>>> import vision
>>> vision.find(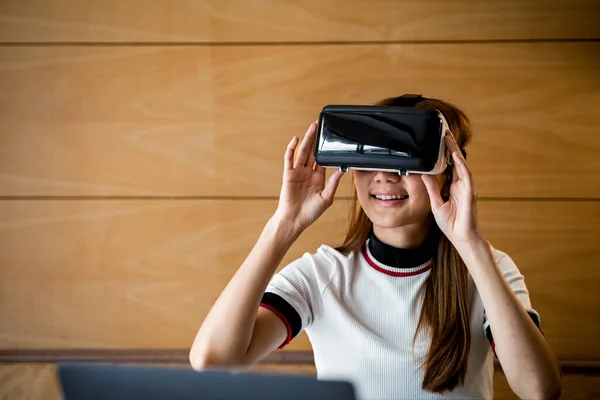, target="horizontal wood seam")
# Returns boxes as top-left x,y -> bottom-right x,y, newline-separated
0,349 -> 598,374
1,196 -> 599,202
0,39 -> 598,47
